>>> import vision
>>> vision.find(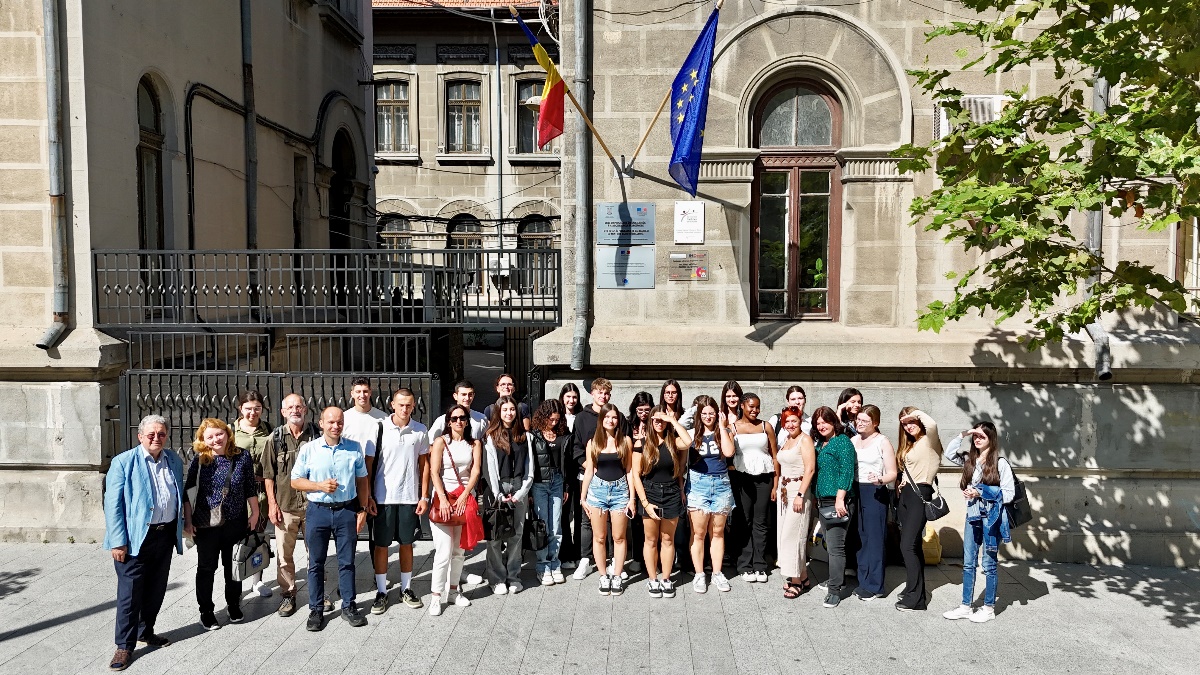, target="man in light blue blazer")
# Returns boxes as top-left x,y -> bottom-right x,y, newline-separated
103,414 -> 185,671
